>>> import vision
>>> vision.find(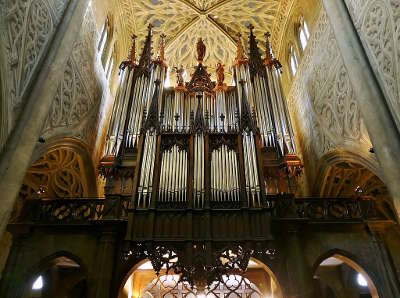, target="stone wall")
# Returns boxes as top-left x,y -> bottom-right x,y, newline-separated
0,0 -> 117,167
0,0 -> 70,151
345,0 -> 400,130
285,7 -> 378,194
0,0 -> 118,278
